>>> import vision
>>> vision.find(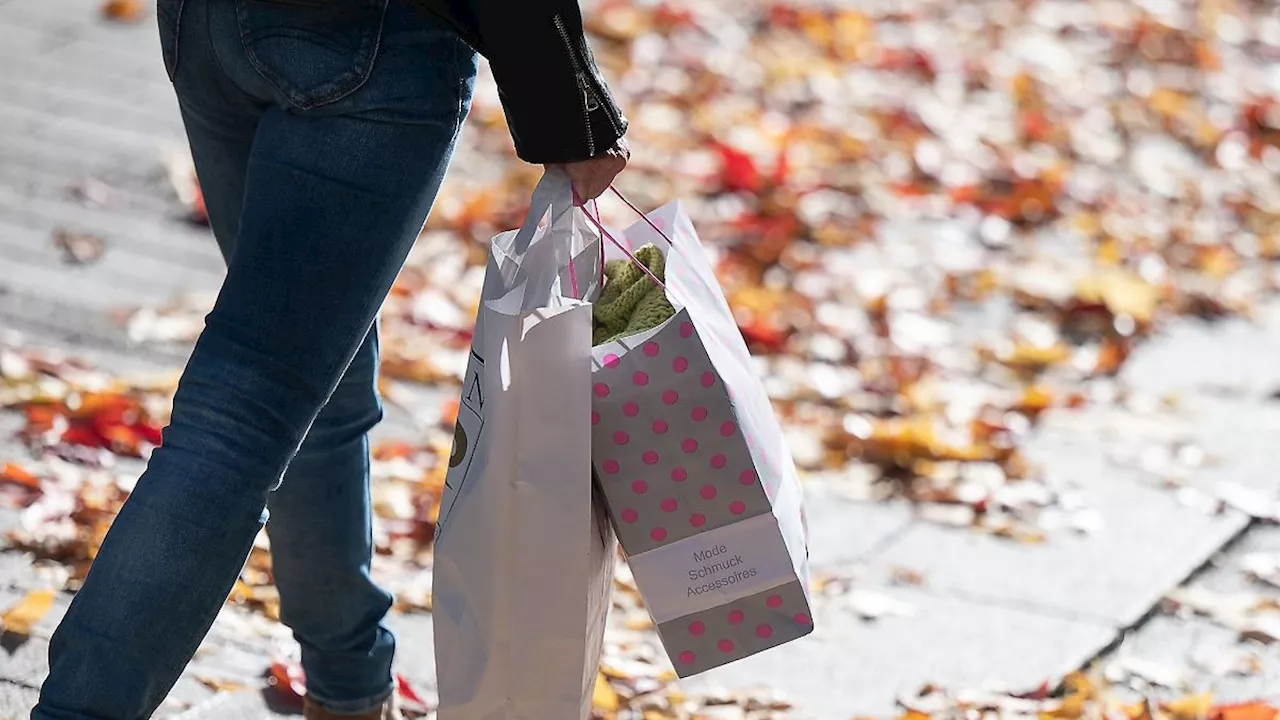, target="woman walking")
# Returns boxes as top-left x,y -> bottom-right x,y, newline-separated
32,1 -> 628,718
